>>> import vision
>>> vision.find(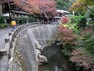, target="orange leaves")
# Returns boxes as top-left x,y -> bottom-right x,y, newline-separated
58,25 -> 73,34
69,2 -> 78,11
69,28 -> 94,71
39,0 -> 56,15
57,25 -> 77,44
69,0 -> 94,12
27,0 -> 40,13
69,0 -> 85,11
12,0 -> 56,15
70,48 -> 94,70
13,0 -> 40,14
60,16 -> 69,24
80,28 -> 93,36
